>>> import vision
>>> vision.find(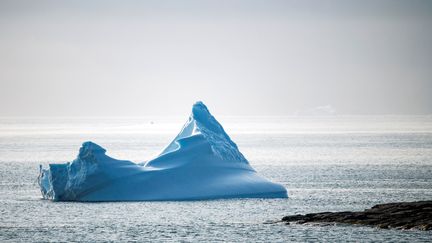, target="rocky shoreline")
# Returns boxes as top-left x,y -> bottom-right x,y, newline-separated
282,201 -> 432,230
